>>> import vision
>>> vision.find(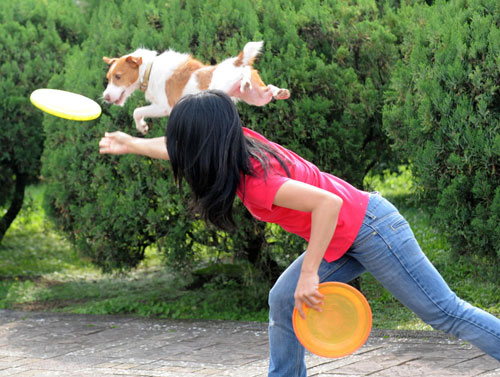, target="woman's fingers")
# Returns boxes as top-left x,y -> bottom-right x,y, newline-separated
294,271 -> 324,319
99,132 -> 127,155
295,290 -> 325,319
98,137 -> 110,154
297,302 -> 307,320
303,290 -> 325,310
